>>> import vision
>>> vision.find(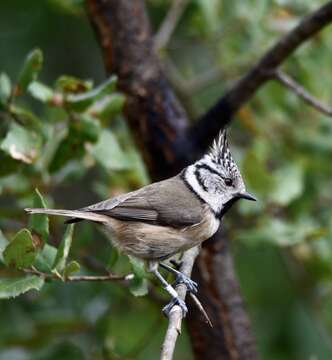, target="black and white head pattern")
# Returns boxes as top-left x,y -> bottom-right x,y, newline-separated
184,129 -> 246,216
